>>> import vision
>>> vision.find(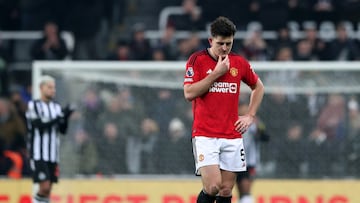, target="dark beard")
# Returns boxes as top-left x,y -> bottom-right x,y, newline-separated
44,95 -> 54,102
